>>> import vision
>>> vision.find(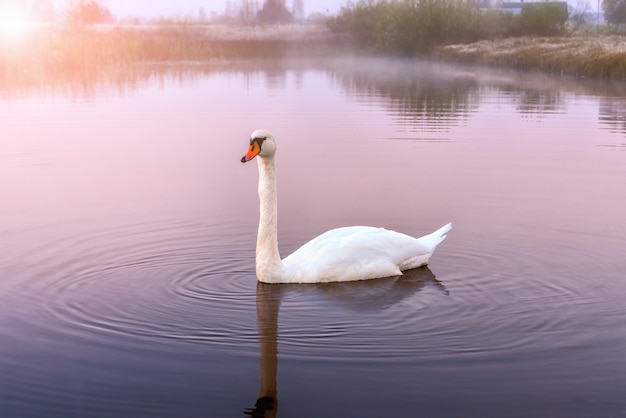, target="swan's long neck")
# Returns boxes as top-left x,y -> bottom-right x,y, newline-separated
256,156 -> 284,283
